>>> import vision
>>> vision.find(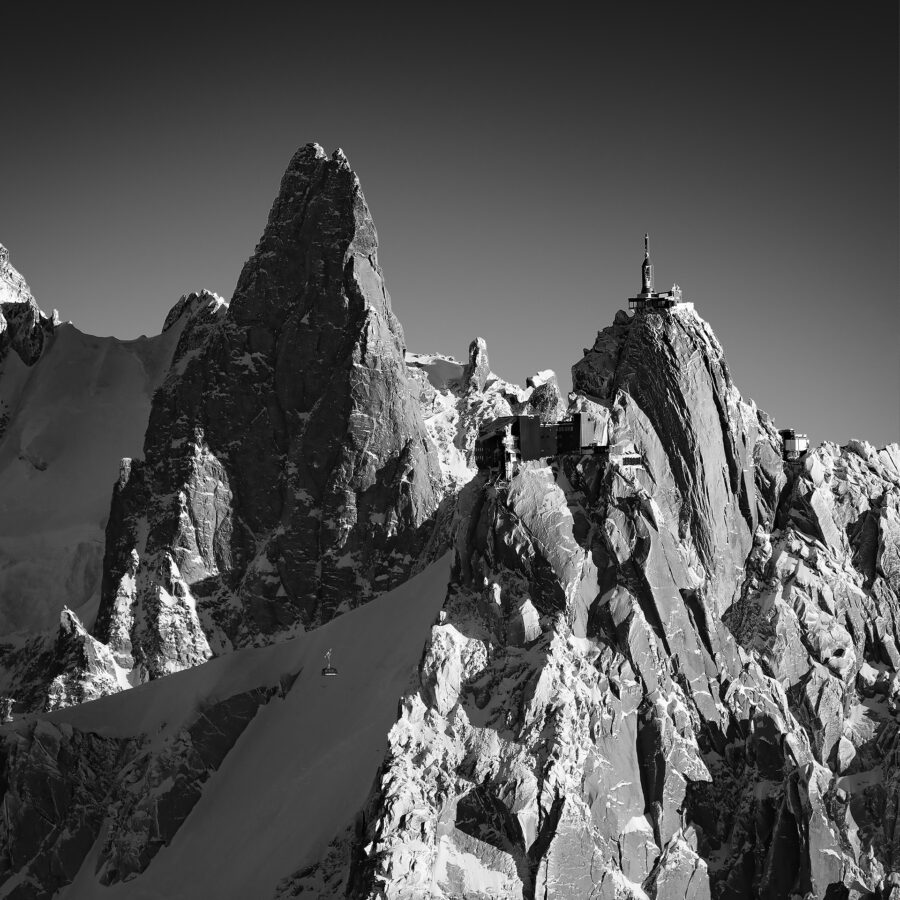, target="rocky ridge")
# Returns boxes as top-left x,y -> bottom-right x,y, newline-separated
0,149 -> 559,716
92,144 -> 449,690
0,672 -> 278,898
406,340 -> 567,493
0,287 -> 227,709
0,247 -> 55,367
319,305 -> 900,899
0,151 -> 897,899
